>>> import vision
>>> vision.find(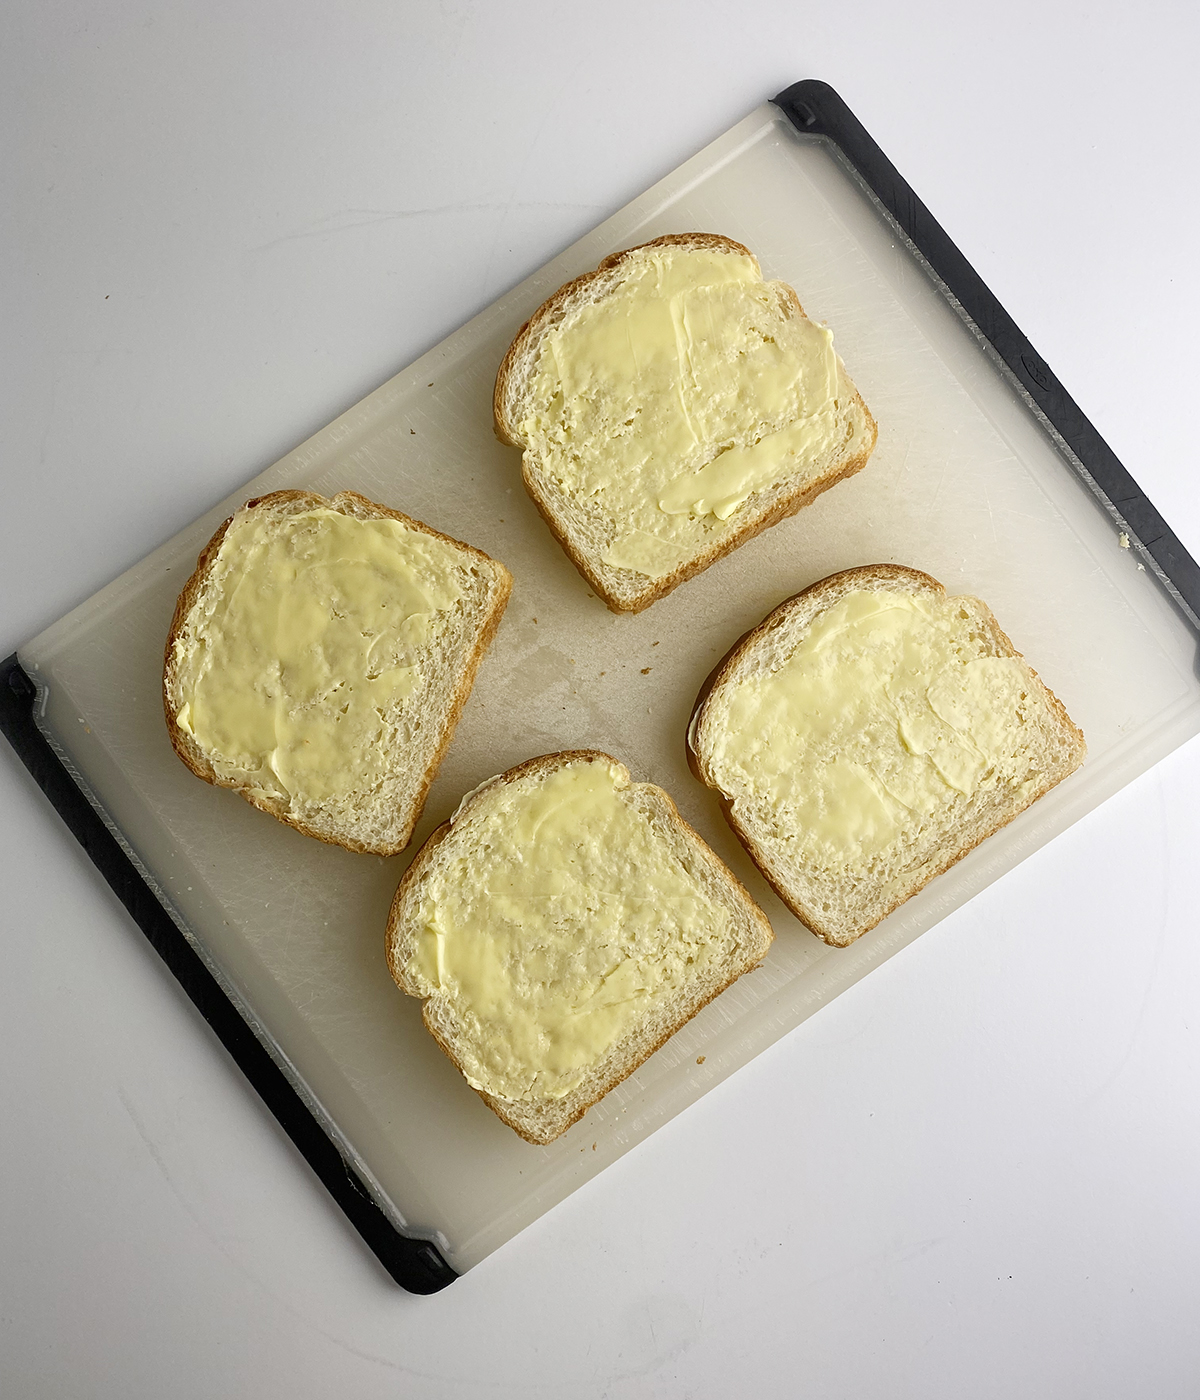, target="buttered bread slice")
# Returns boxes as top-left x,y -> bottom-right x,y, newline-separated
164,489 -> 511,855
494,233 -> 877,612
688,566 -> 1086,947
386,752 -> 774,1144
